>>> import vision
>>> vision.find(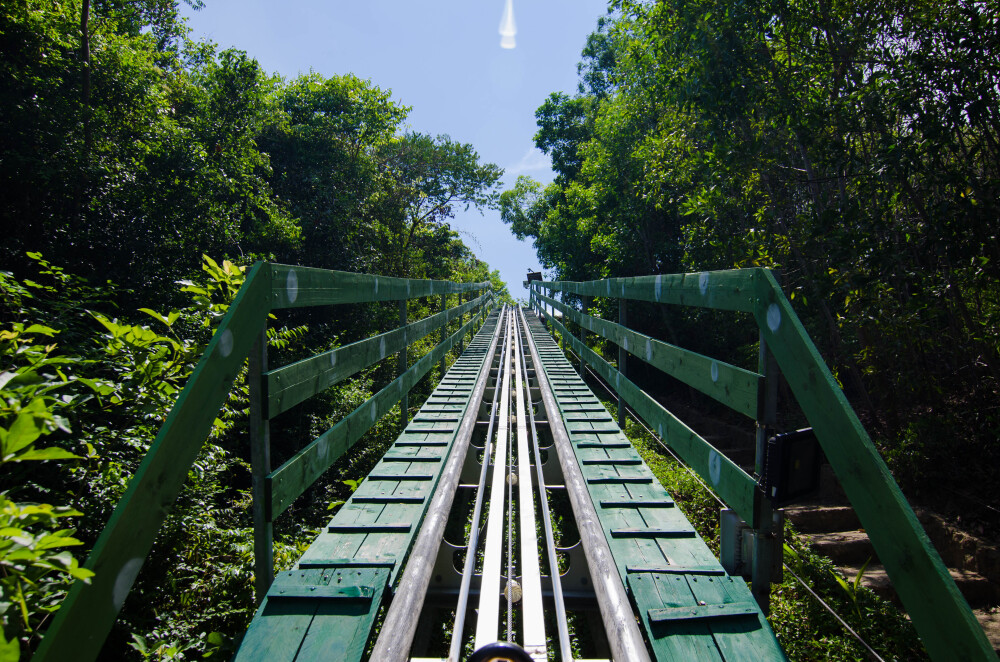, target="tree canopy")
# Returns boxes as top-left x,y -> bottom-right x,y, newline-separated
0,2 -> 508,659
503,0 -> 1000,511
